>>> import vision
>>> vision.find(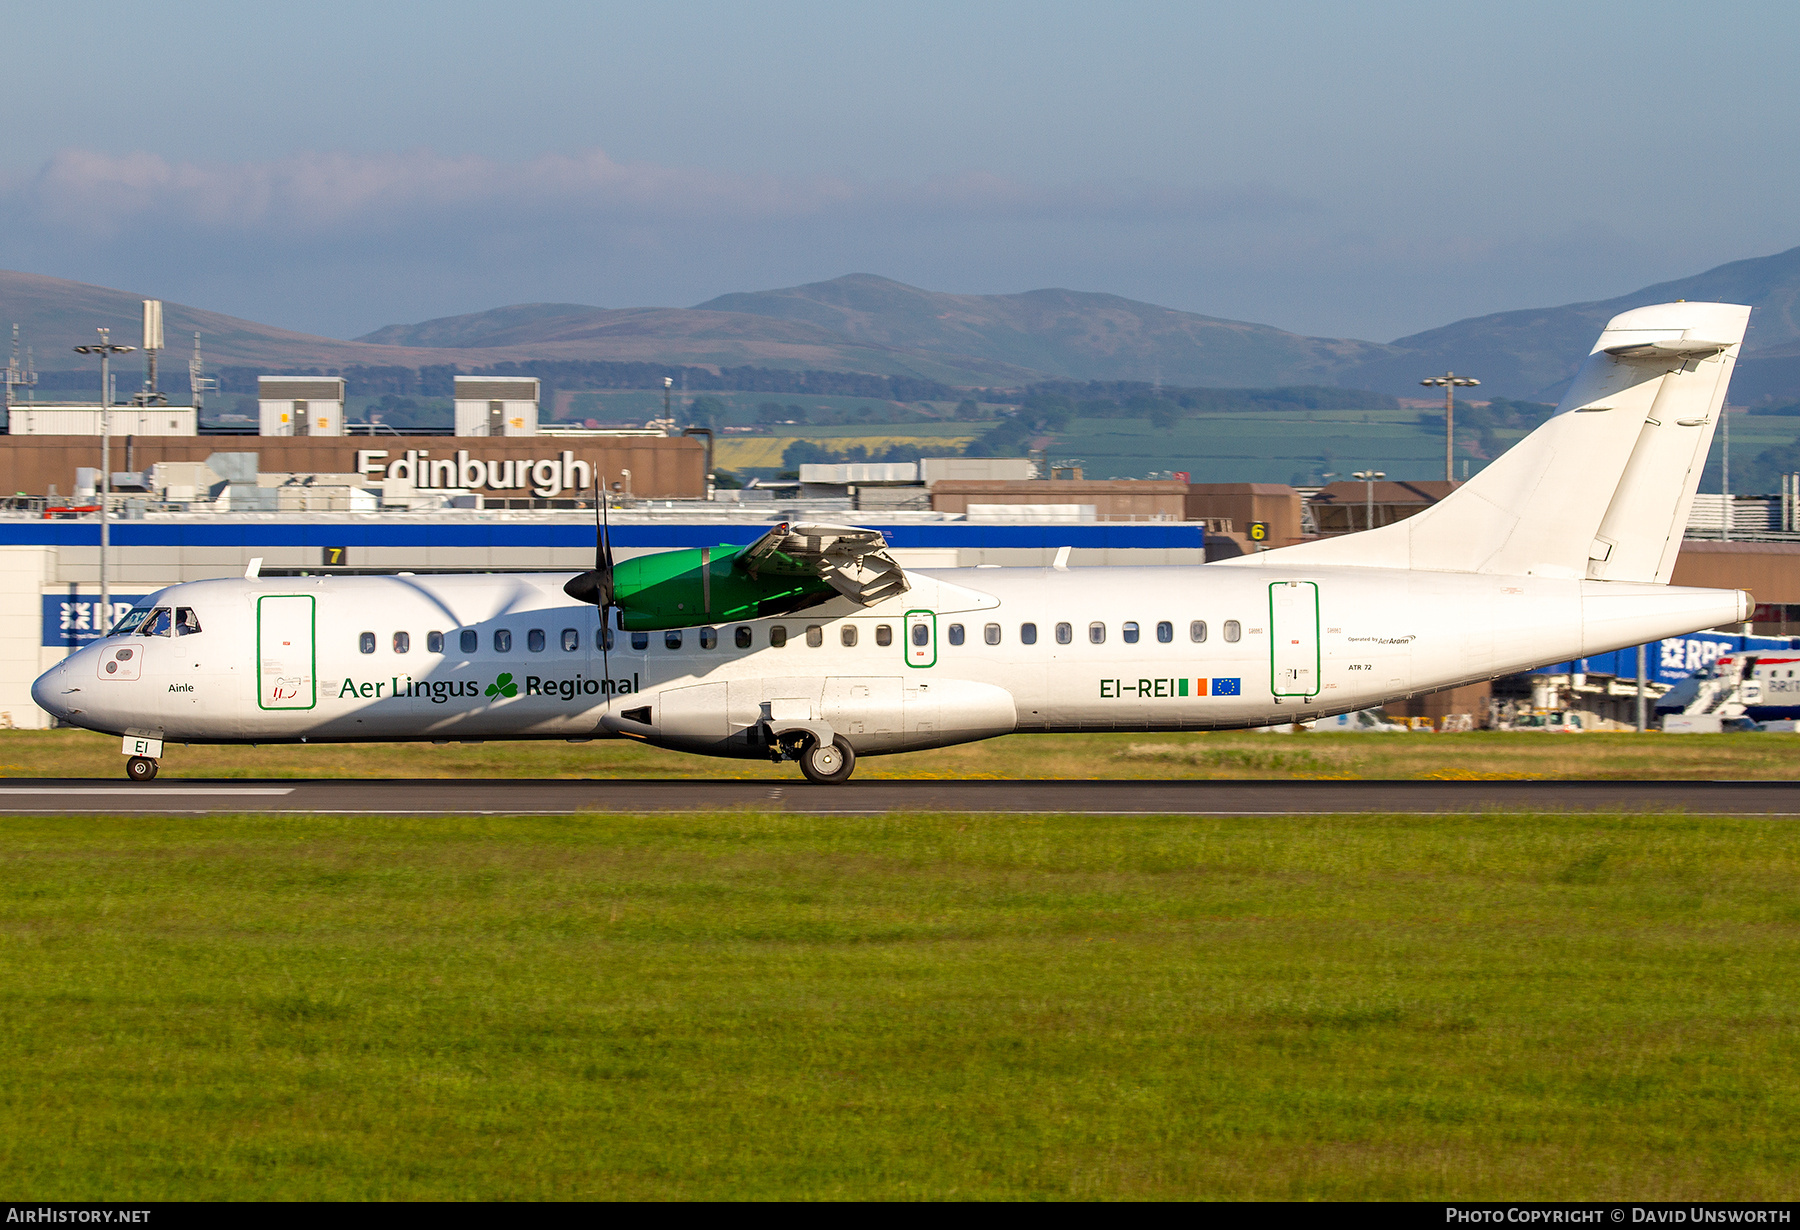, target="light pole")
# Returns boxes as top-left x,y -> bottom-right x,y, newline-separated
1420,372 -> 1479,483
74,330 -> 135,633
1352,470 -> 1384,532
